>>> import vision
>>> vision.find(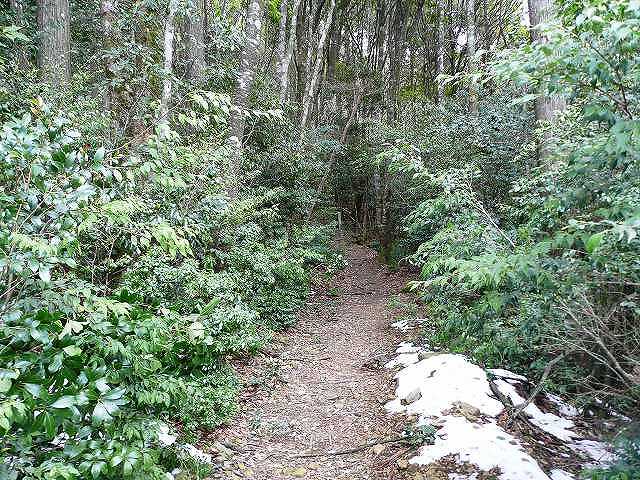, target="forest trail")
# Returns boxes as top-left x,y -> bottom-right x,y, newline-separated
207,244 -> 416,480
